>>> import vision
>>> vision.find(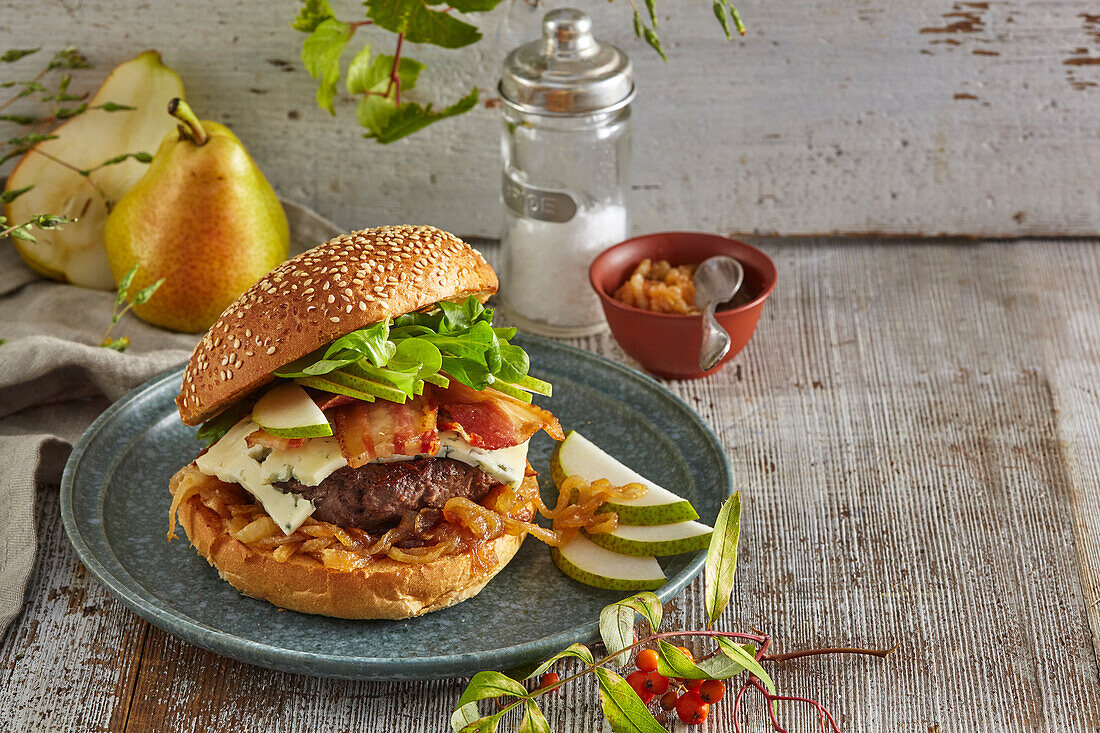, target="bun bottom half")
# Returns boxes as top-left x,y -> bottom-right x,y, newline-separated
170,465 -> 531,620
